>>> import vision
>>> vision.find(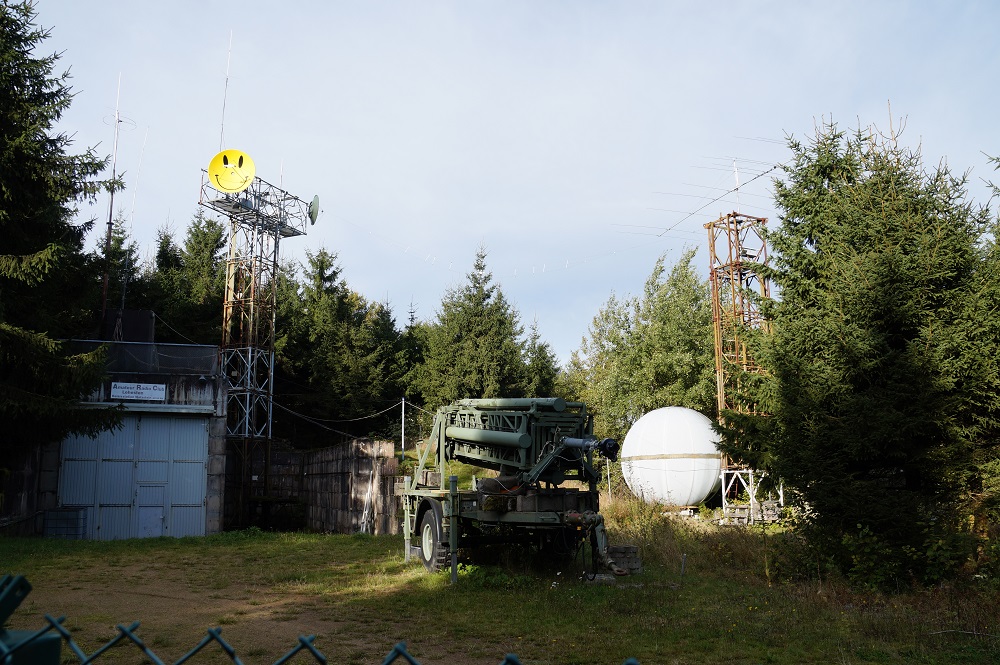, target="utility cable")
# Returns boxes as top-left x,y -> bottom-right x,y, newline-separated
152,313 -> 202,345
289,400 -> 403,424
271,400 -> 359,438
407,402 -> 439,416
656,163 -> 783,237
